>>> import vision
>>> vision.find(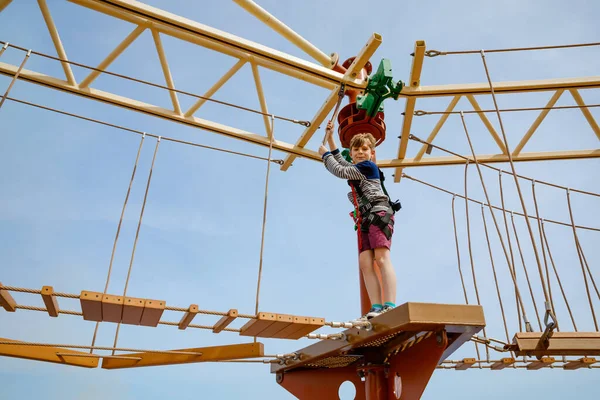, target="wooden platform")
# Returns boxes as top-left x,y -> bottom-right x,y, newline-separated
512,332 -> 600,357
271,302 -> 485,374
